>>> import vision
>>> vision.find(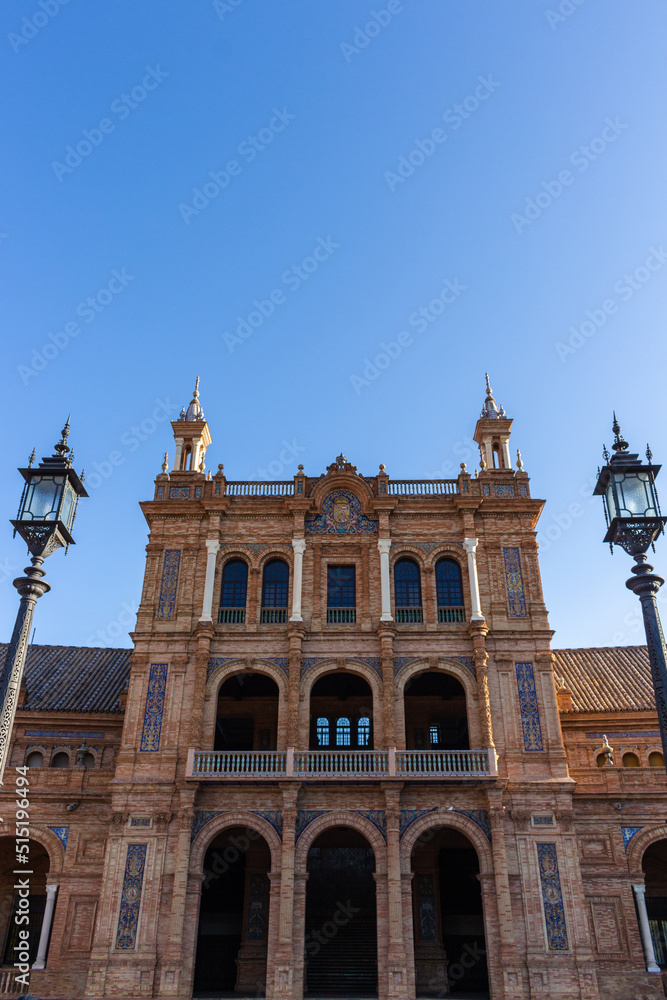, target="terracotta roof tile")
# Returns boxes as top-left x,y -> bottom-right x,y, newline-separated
553,646 -> 654,714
